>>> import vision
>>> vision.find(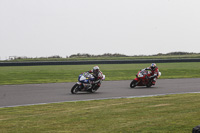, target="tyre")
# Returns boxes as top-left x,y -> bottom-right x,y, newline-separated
88,86 -> 98,93
192,125 -> 200,133
130,80 -> 137,88
71,84 -> 79,94
88,88 -> 96,93
146,84 -> 152,88
146,82 -> 152,88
